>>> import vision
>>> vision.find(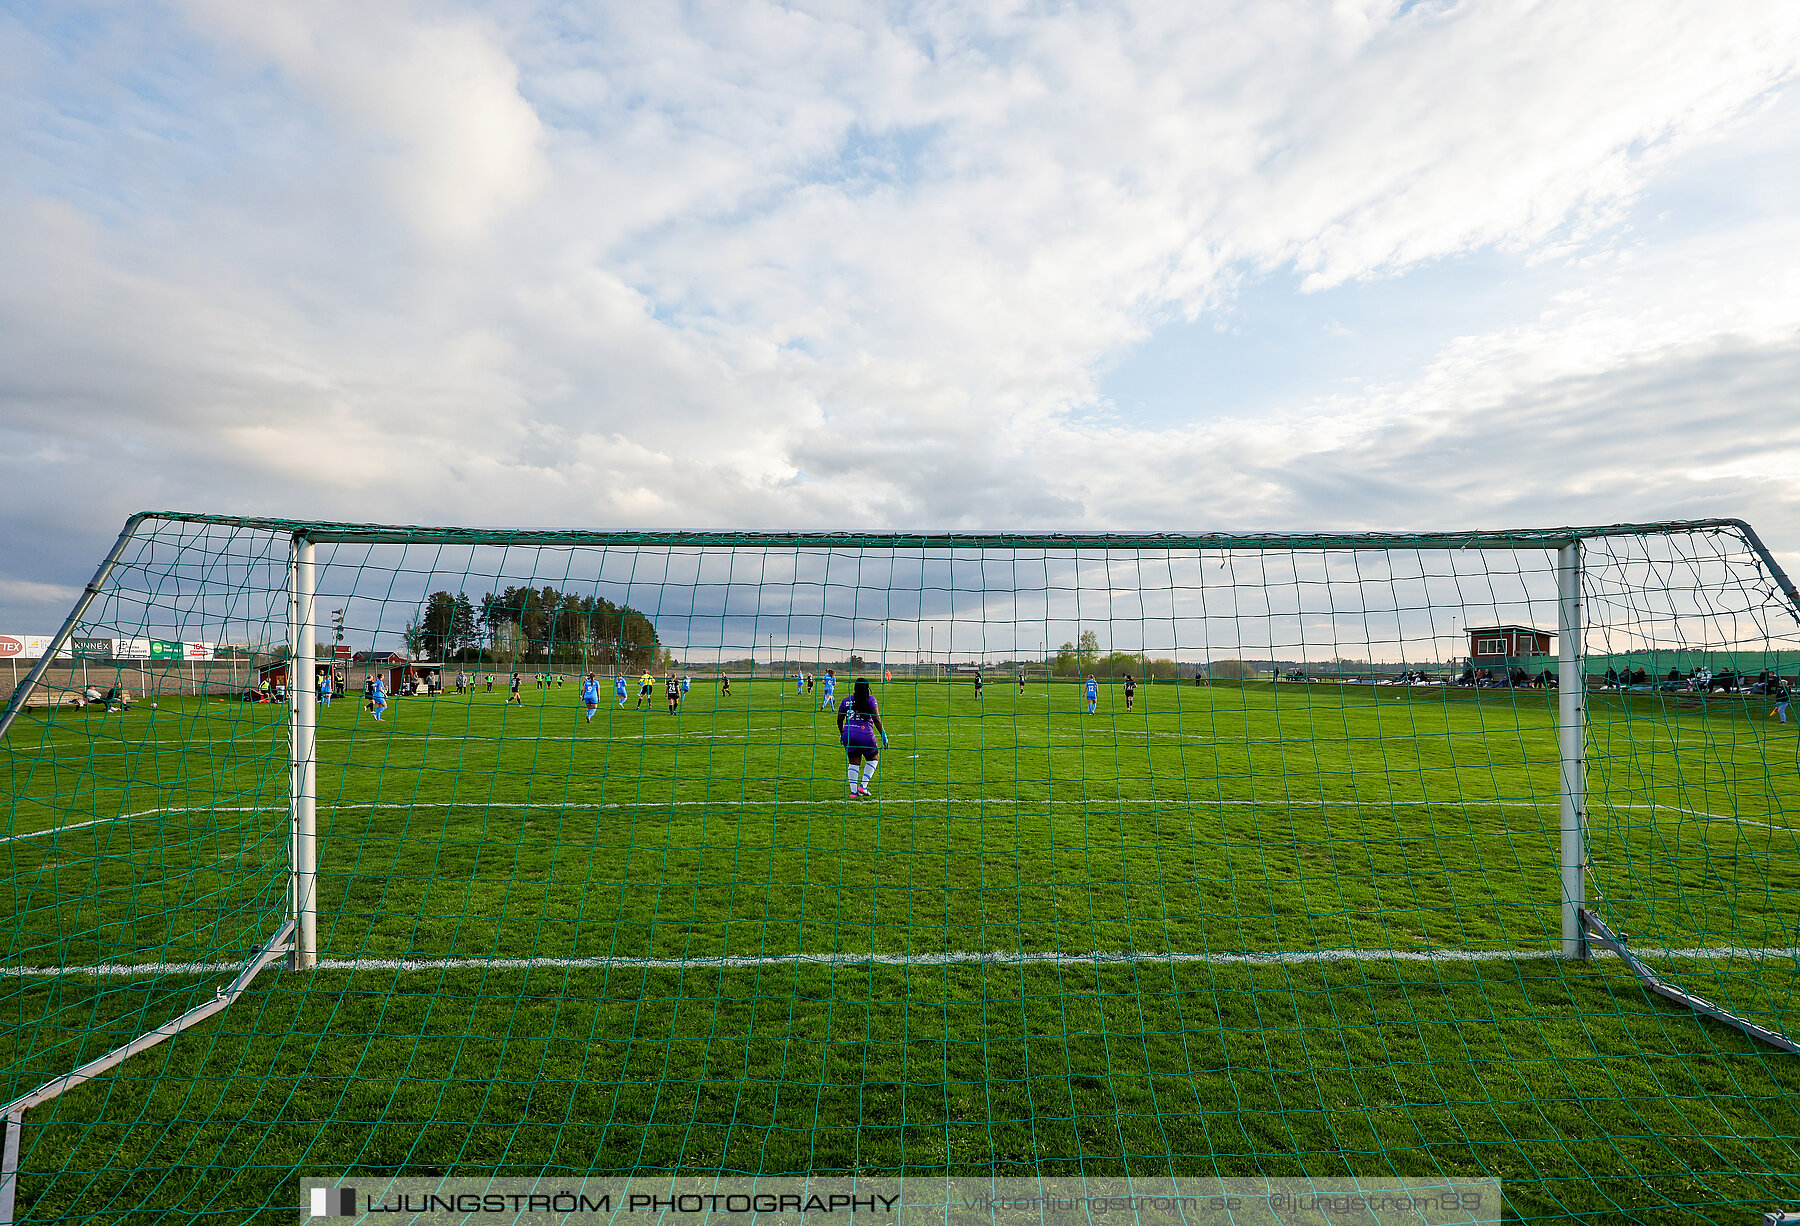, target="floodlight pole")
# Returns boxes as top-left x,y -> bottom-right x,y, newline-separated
289,535 -> 318,970
1557,540 -> 1587,960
